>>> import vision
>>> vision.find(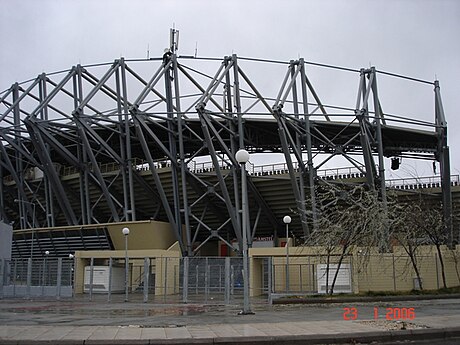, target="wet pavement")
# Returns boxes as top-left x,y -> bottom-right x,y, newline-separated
0,294 -> 459,344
